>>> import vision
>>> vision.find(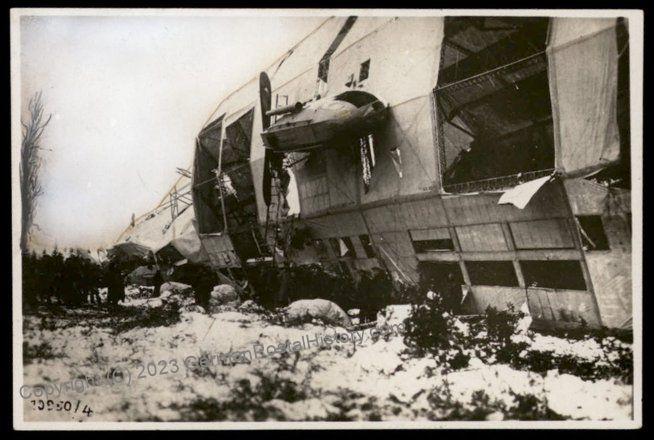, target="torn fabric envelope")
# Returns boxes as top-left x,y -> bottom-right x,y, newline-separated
498,175 -> 553,209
